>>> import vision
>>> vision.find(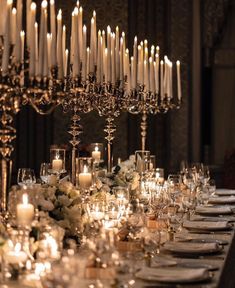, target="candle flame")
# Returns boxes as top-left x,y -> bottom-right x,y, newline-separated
50,0 -> 54,5
57,9 -> 62,20
7,0 -> 13,5
95,146 -> 99,152
93,10 -> 96,17
83,165 -> 88,173
74,7 -> 78,15
41,0 -> 47,9
176,60 -> 180,65
31,2 -> 36,10
12,7 -> 16,14
22,193 -> 28,205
